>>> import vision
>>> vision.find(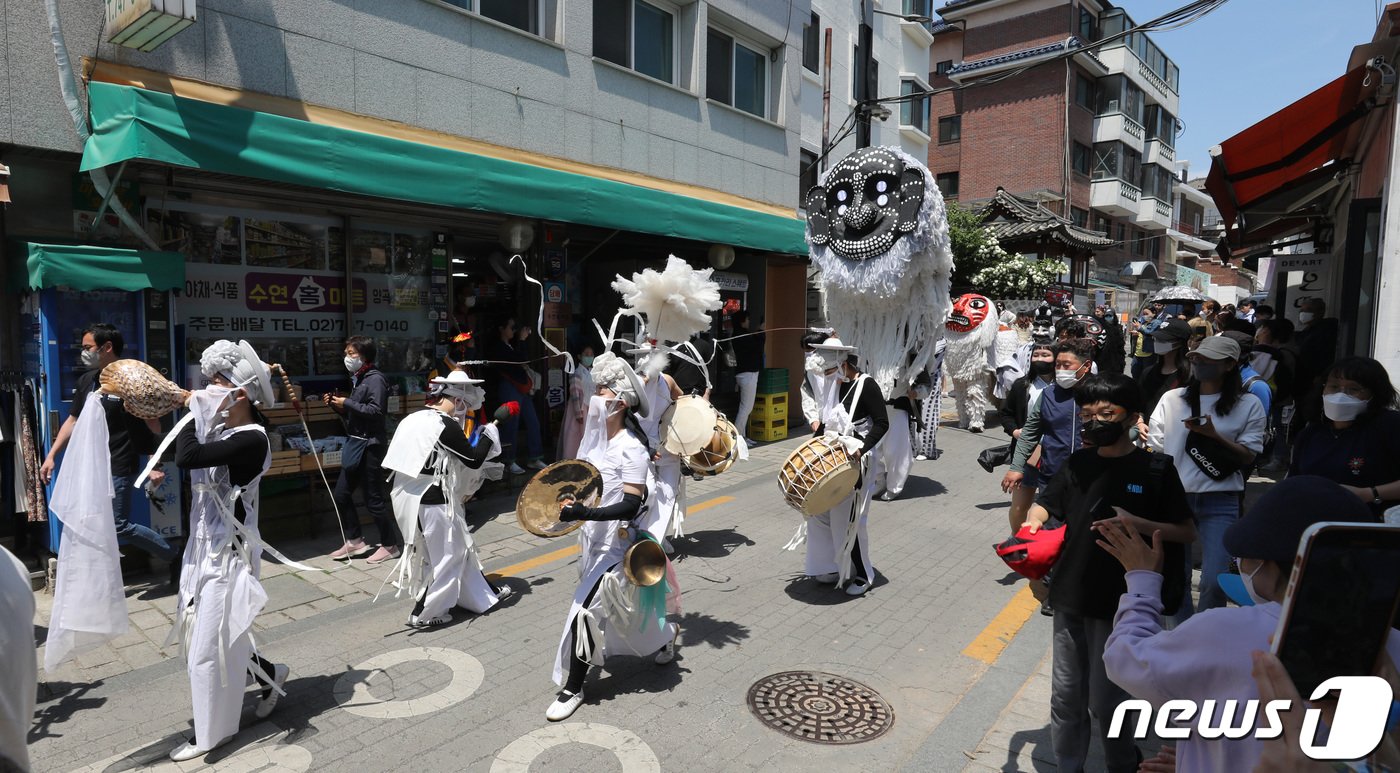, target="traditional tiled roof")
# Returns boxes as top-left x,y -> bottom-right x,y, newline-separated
980,188 -> 1114,251
927,20 -> 961,35
947,36 -> 1101,76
